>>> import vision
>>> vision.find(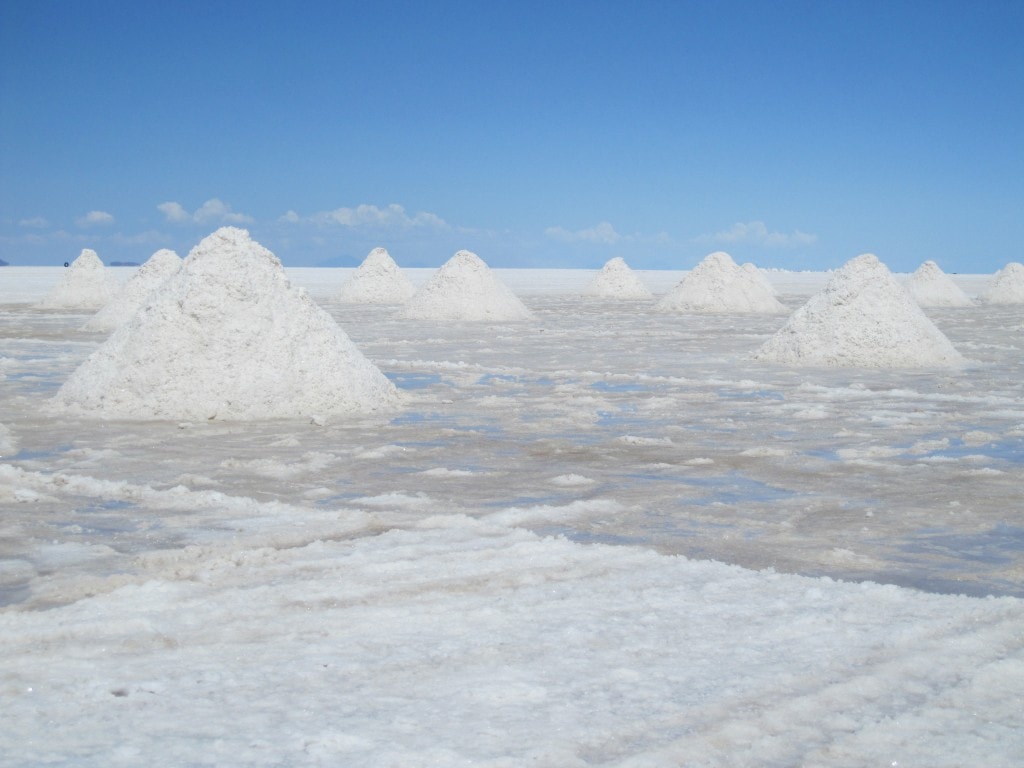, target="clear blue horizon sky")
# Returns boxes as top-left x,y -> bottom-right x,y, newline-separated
2,1 -> 1022,272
